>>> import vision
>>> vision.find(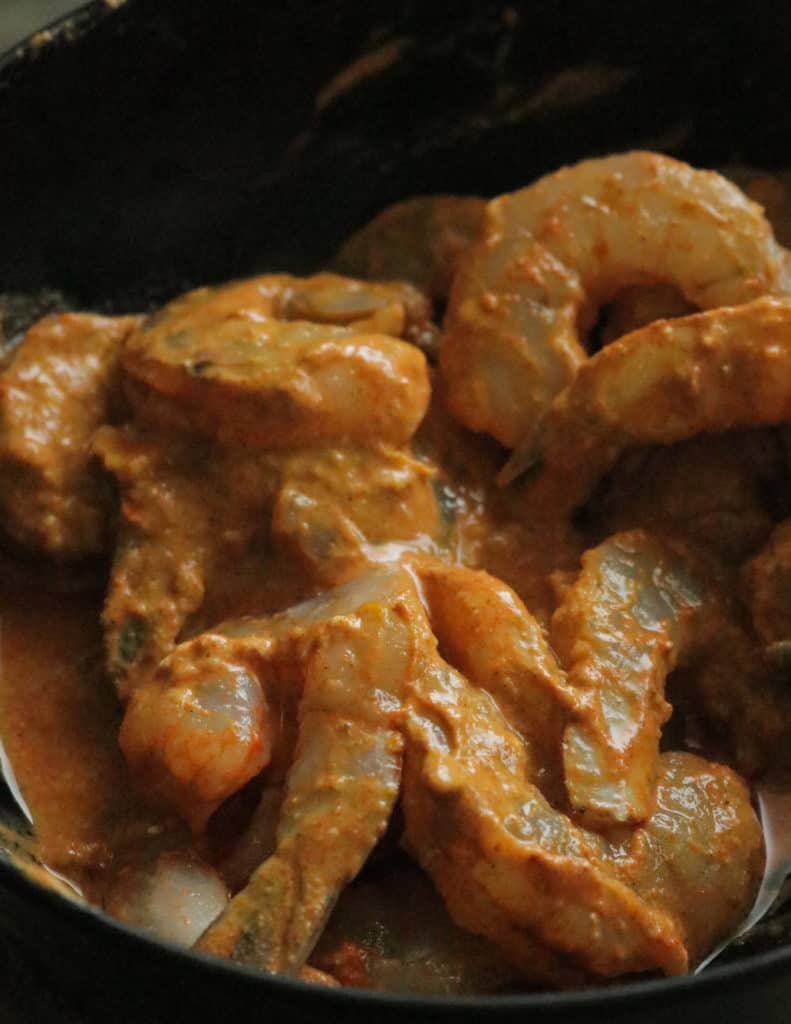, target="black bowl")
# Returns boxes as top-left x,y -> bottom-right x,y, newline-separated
1,2 -> 791,1021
